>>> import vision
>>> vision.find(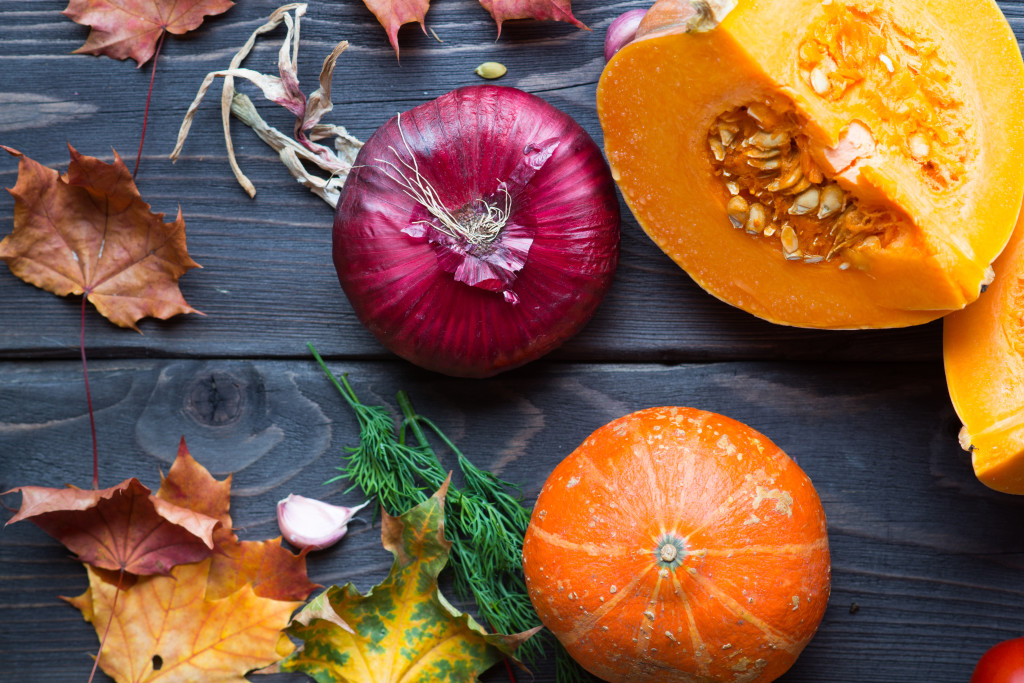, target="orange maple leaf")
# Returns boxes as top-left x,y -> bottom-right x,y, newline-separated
0,145 -> 201,331
62,440 -> 317,682
63,0 -> 235,66
68,560 -> 300,683
156,439 -> 320,601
